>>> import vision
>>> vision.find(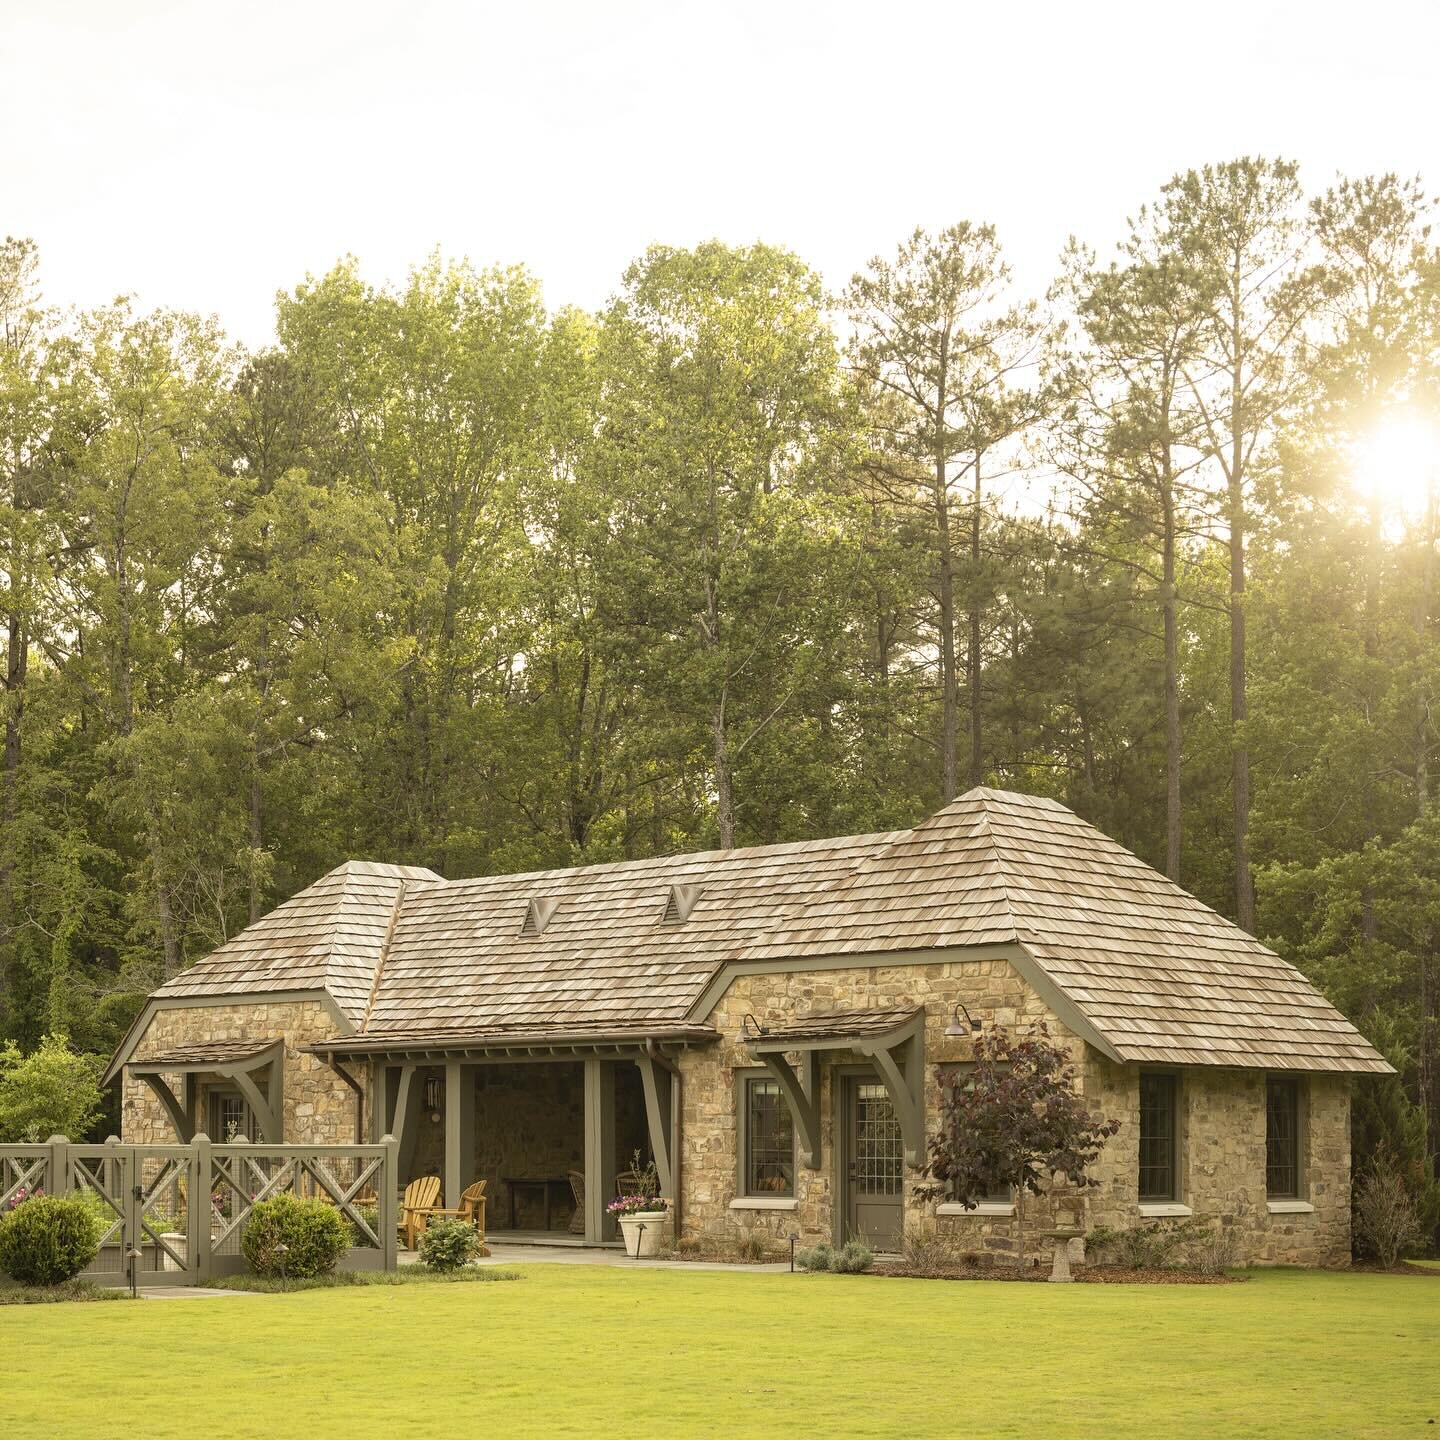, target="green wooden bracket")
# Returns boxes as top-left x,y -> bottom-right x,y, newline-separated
139,1073 -> 195,1143
635,1055 -> 675,1197
859,1014 -> 926,1167
232,1068 -> 281,1144
759,1050 -> 822,1169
